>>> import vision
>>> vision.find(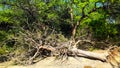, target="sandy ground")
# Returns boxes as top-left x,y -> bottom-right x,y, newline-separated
0,57 -> 112,68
